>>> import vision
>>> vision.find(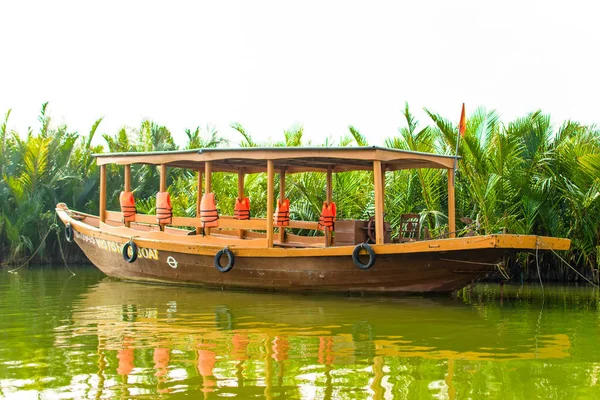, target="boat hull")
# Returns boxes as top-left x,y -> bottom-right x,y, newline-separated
73,232 -> 502,293
58,207 -> 571,294
70,226 -> 510,294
